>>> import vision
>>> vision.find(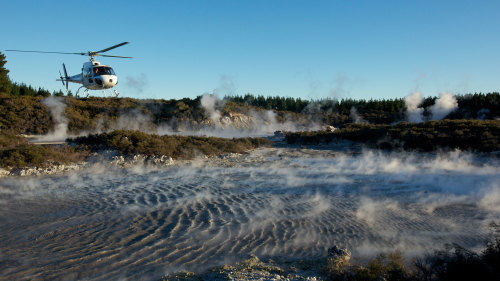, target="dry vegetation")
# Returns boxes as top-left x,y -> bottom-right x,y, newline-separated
70,130 -> 271,160
159,236 -> 500,281
1,92 -> 499,168
0,131 -> 87,169
0,129 -> 270,169
285,120 -> 500,152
